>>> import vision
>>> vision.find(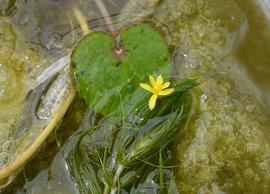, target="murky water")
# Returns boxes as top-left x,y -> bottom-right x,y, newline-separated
0,0 -> 270,193
235,0 -> 270,106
